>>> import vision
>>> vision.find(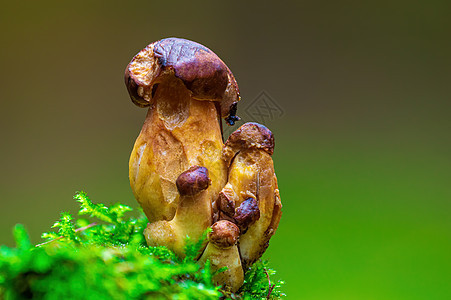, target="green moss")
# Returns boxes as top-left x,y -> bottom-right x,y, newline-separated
0,192 -> 284,299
